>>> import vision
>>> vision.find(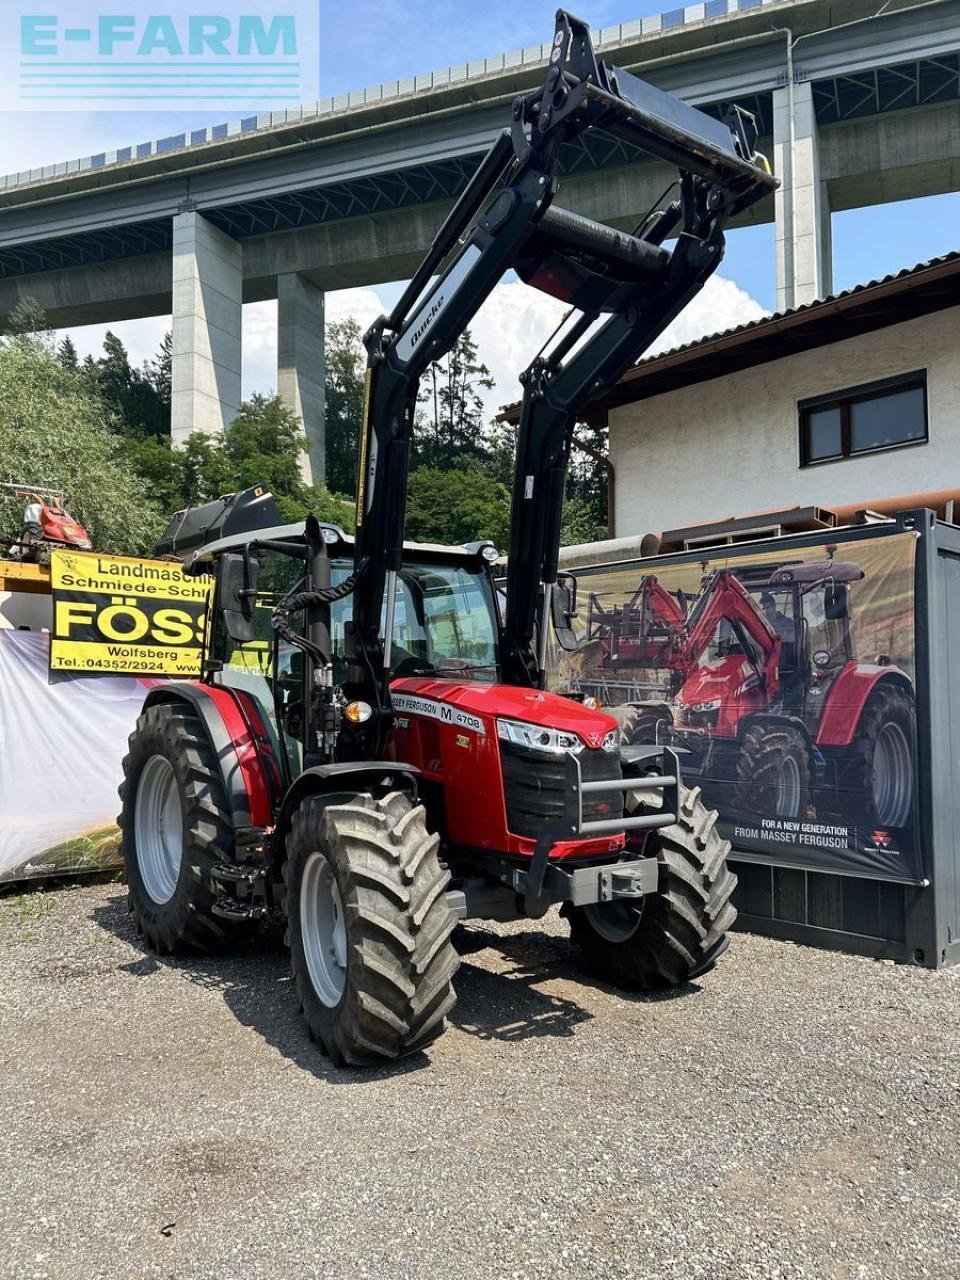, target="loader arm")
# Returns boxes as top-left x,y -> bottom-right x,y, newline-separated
345,9 -> 777,749
681,569 -> 782,701
501,163 -> 769,687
